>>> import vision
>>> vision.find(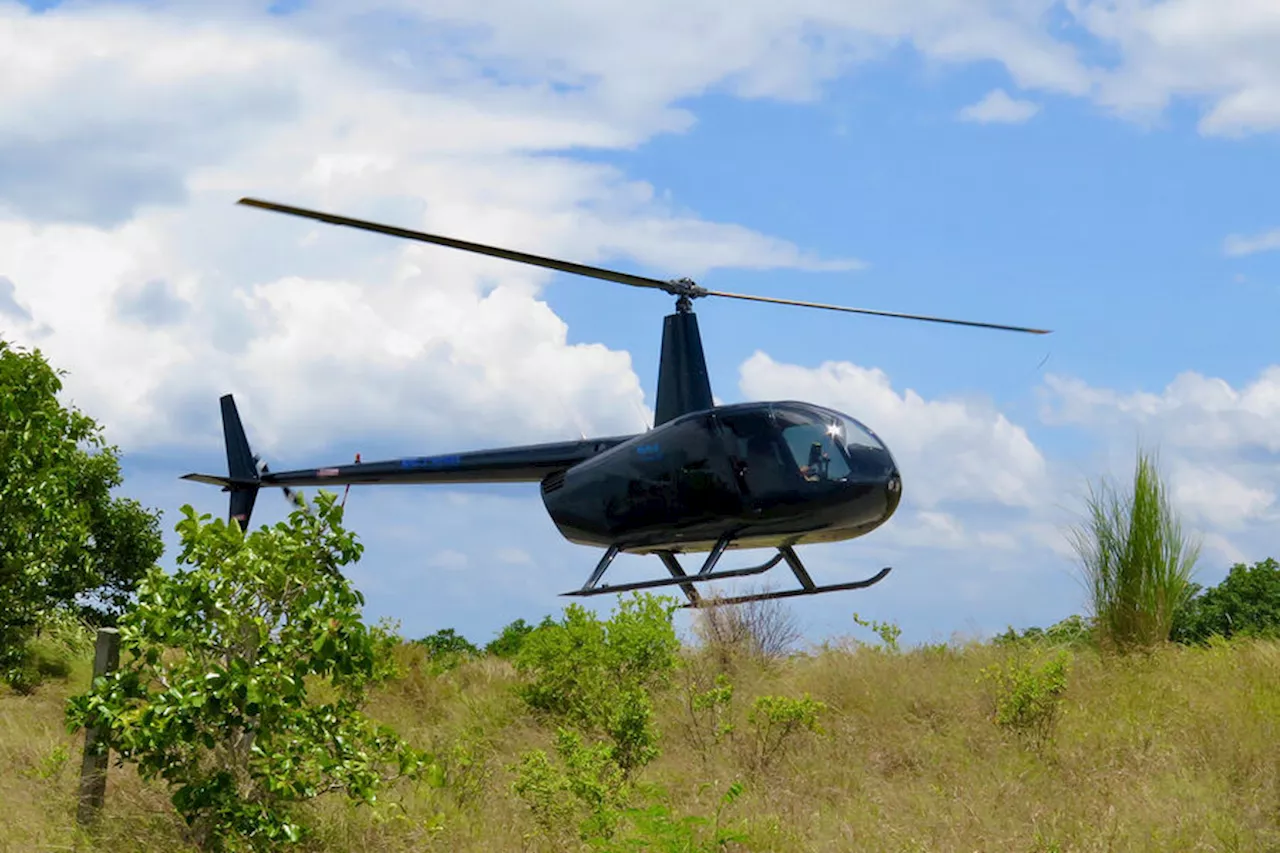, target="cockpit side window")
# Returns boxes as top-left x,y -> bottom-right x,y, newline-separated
774,410 -> 853,483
